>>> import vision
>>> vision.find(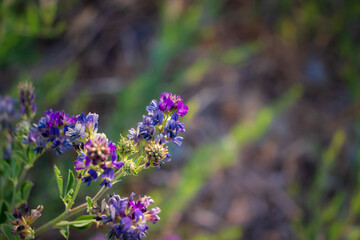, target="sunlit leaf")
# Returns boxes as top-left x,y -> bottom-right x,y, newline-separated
54,165 -> 63,197
56,215 -> 96,230
60,226 -> 69,239
64,170 -> 75,198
